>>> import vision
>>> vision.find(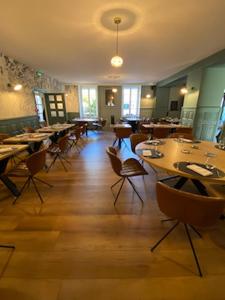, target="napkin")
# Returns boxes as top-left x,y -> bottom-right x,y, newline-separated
186,164 -> 213,176
142,150 -> 152,157
0,147 -> 13,153
181,138 -> 192,143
